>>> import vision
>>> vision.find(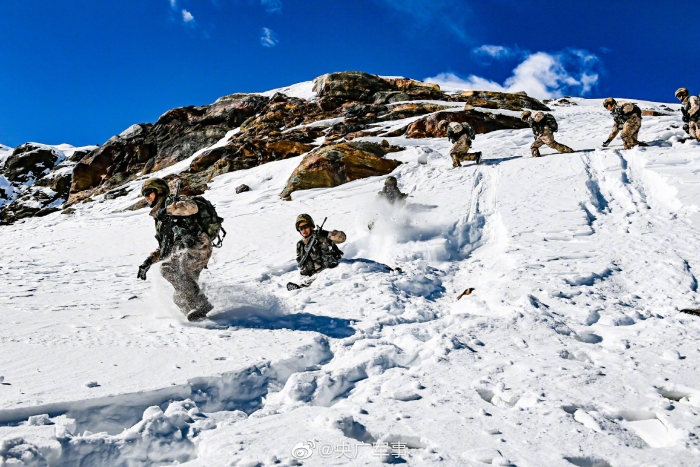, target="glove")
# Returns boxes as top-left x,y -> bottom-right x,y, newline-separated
137,258 -> 153,280
683,124 -> 690,134
602,140 -> 611,147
